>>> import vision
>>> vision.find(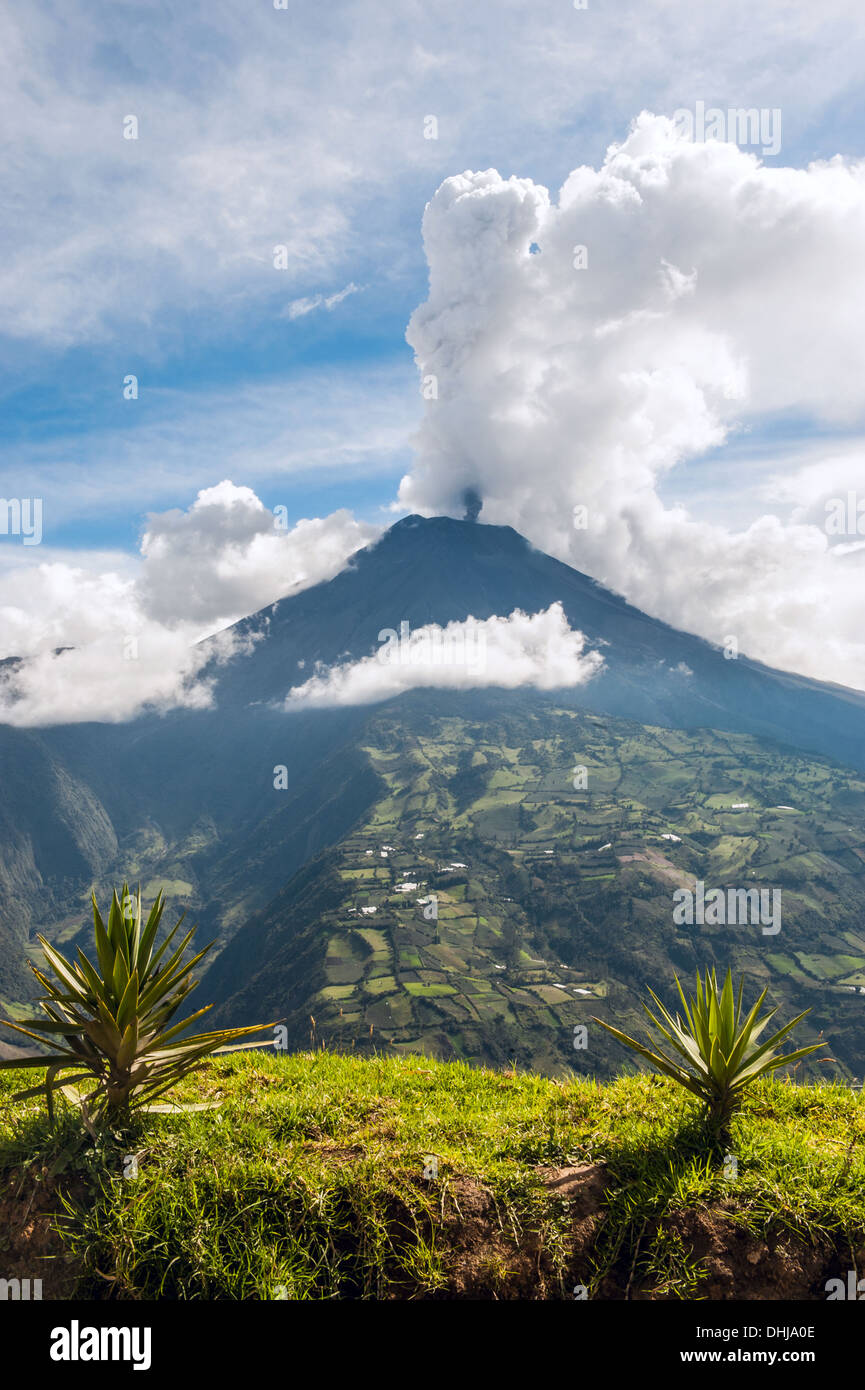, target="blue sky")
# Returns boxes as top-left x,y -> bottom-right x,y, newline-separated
3,0 -> 865,723
3,0 -> 865,550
